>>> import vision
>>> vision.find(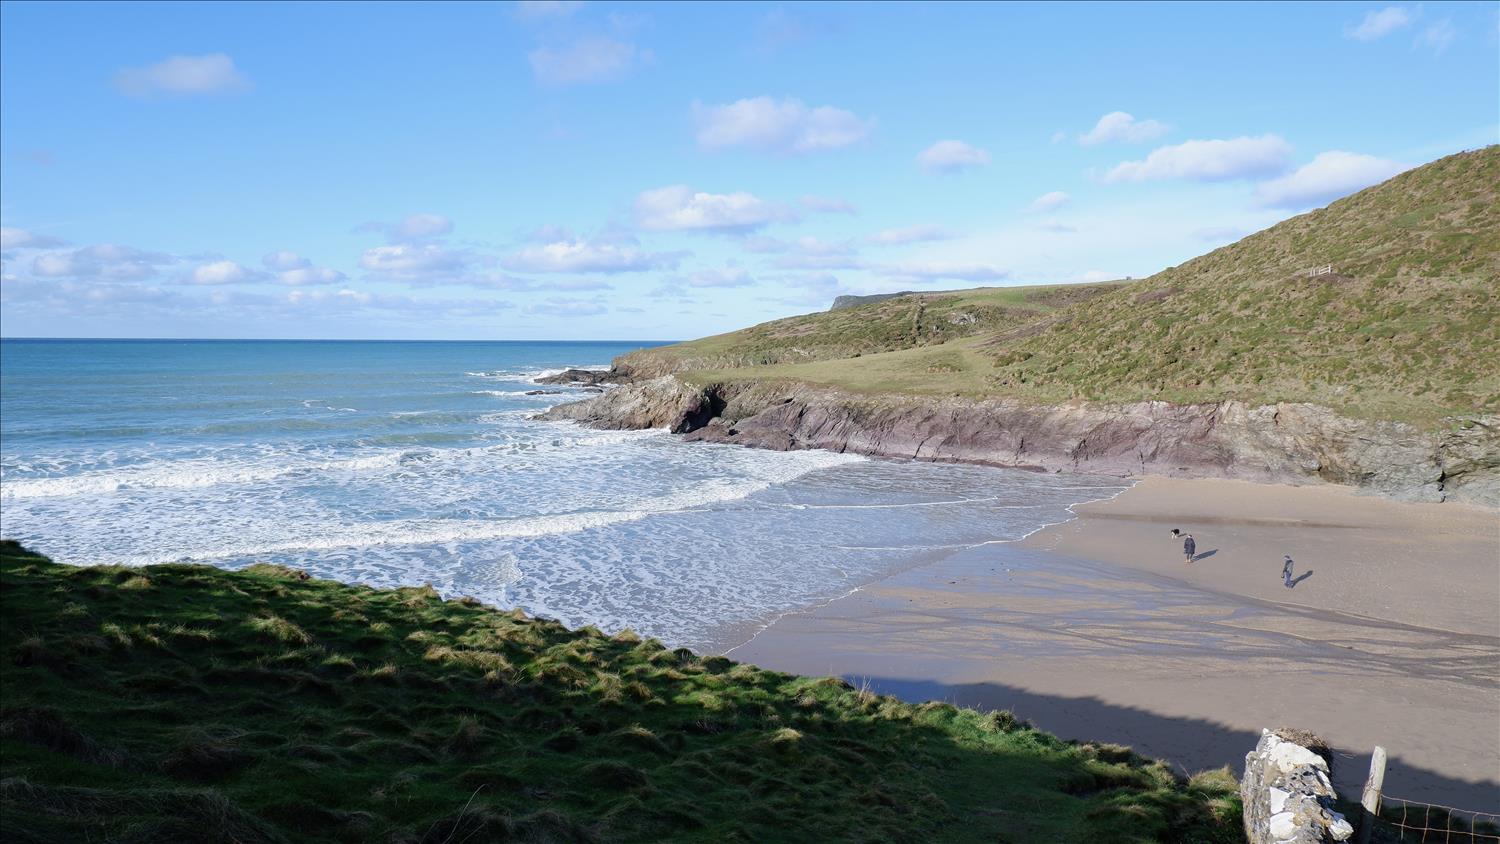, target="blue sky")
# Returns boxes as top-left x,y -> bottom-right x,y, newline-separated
2,0 -> 1495,340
